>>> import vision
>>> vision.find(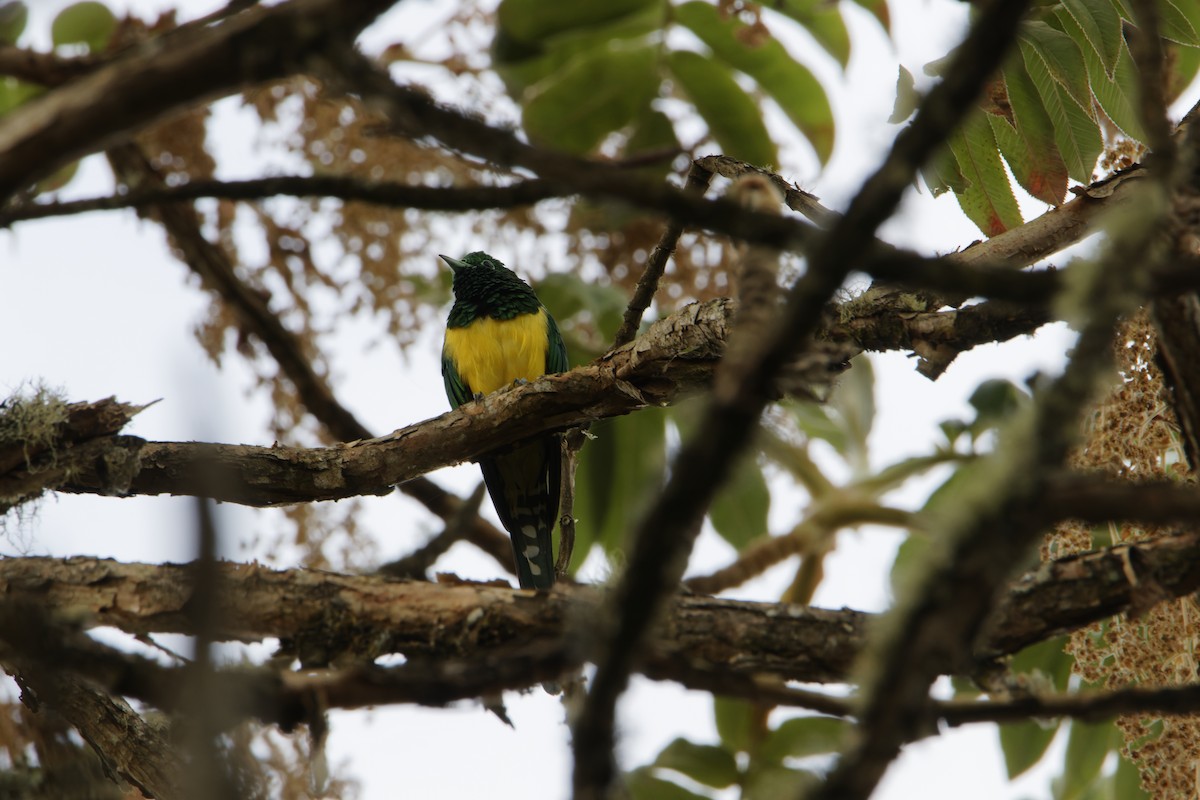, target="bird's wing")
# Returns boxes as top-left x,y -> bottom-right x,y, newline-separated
441,349 -> 473,409
544,310 -> 569,375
